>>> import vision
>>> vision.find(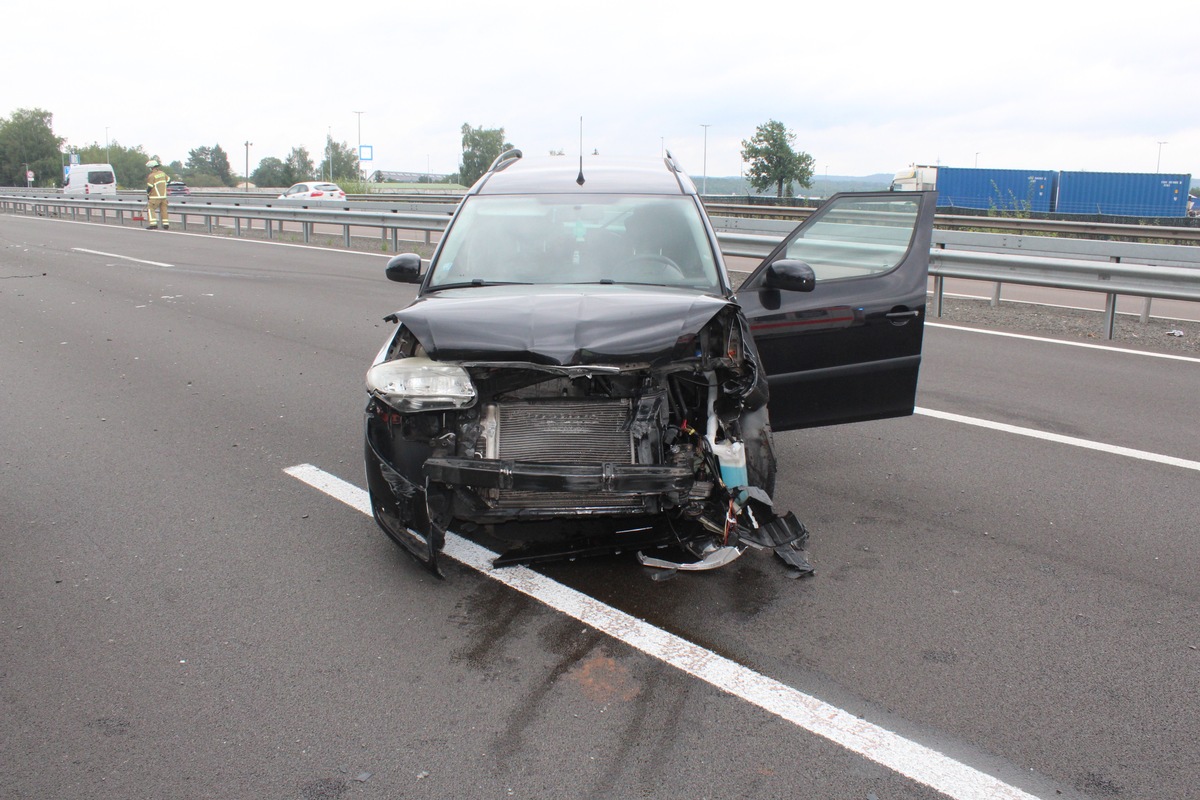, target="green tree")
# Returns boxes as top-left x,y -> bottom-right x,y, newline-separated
252,156 -> 288,188
0,108 -> 65,187
317,137 -> 358,183
184,144 -> 235,186
71,141 -> 152,188
740,119 -> 814,198
283,147 -> 315,185
456,123 -> 513,187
